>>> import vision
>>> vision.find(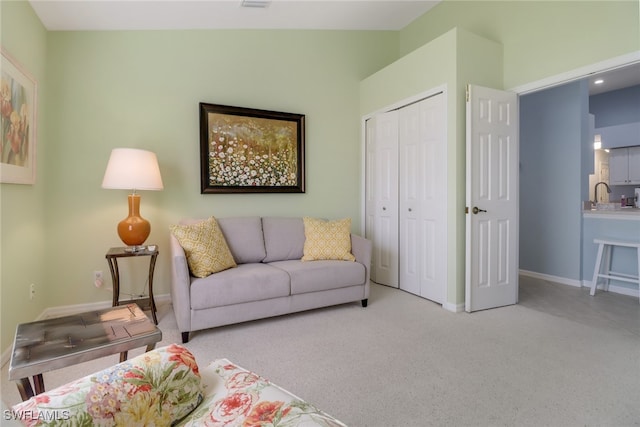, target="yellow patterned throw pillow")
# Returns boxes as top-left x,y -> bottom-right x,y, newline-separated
302,217 -> 355,262
170,217 -> 236,277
